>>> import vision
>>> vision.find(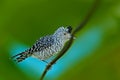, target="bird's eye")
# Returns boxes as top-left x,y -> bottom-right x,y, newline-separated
64,33 -> 67,35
